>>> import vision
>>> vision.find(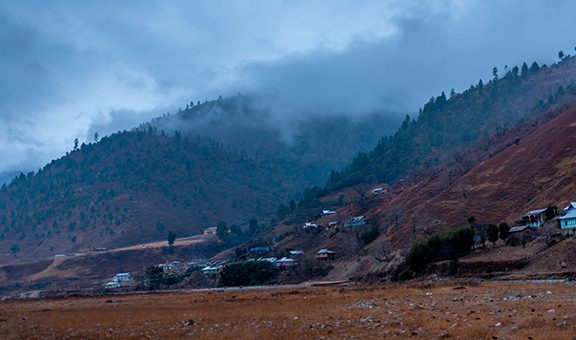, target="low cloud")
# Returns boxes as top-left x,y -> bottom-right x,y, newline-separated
0,0 -> 576,172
